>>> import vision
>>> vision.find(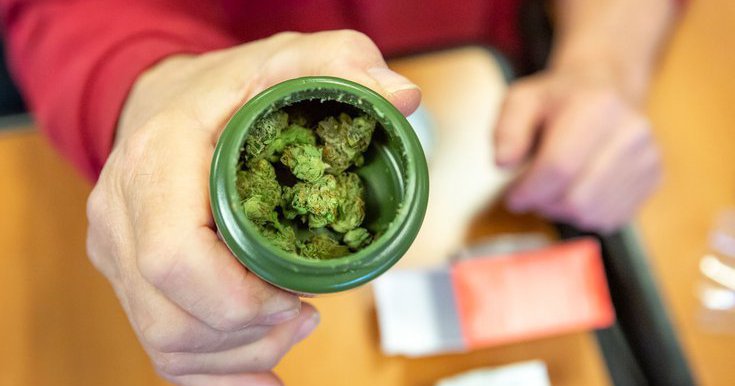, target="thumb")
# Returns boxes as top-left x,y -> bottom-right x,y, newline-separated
292,30 -> 421,116
365,67 -> 421,116
493,80 -> 547,167
265,30 -> 421,115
